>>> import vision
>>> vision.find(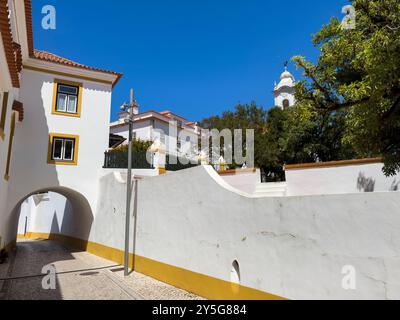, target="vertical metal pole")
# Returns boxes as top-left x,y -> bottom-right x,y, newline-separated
124,89 -> 134,276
